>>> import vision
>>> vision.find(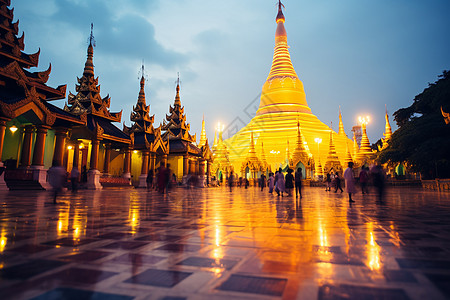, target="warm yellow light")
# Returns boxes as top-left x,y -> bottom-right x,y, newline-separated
67,146 -> 73,150
79,143 -> 84,149
358,116 -> 370,125
216,122 -> 224,133
314,138 -> 322,144
133,150 -> 138,154
9,125 -> 18,133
